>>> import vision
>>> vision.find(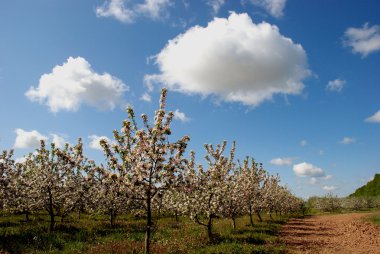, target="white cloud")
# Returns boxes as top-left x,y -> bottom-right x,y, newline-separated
25,57 -> 128,113
300,139 -> 307,146
51,134 -> 68,148
140,92 -> 152,102
310,174 -> 332,185
270,157 -> 294,166
15,157 -> 27,164
88,135 -> 111,150
293,162 -> 325,177
249,0 -> 287,18
173,109 -> 190,123
326,79 -> 346,92
135,0 -> 172,20
206,0 -> 225,14
310,177 -> 318,185
365,109 -> 380,123
343,23 -> 380,57
322,185 -> 337,191
14,129 -> 47,149
340,136 -> 356,145
96,0 -> 172,23
96,0 -> 135,23
15,151 -> 39,164
146,12 -> 310,107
